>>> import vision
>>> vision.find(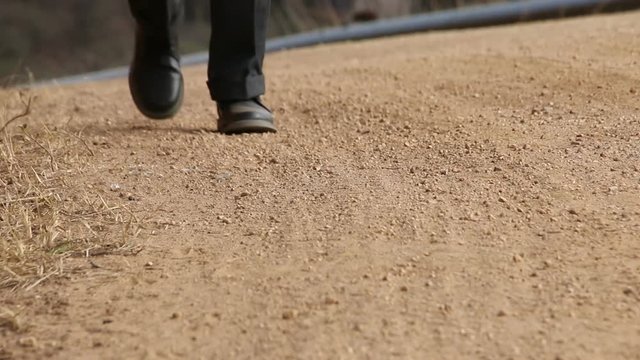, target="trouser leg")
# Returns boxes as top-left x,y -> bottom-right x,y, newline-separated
208,0 -> 270,101
128,0 -> 184,119
128,0 -> 182,55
